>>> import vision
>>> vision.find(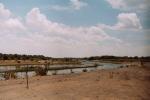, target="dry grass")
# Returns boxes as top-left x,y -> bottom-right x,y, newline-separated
0,65 -> 150,100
